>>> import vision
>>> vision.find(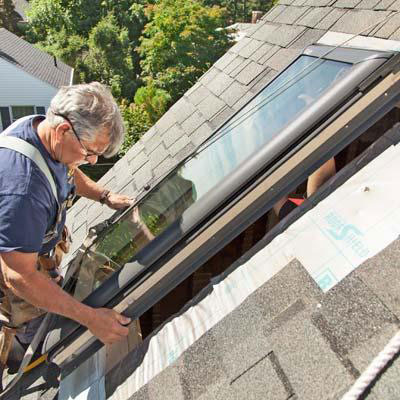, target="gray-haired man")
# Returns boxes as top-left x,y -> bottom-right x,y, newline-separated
0,82 -> 132,382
